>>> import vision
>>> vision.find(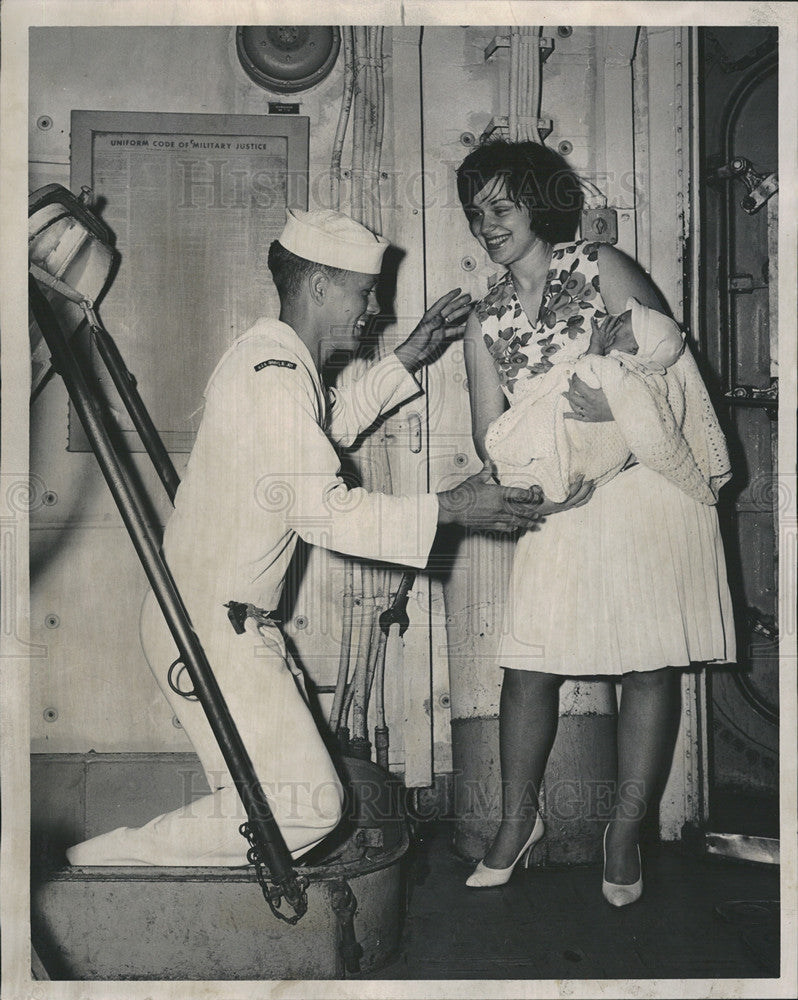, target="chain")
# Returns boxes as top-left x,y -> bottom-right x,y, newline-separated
239,822 -> 308,925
